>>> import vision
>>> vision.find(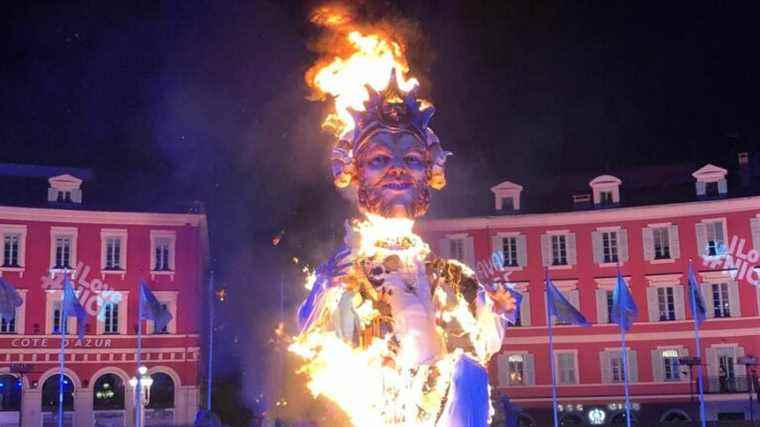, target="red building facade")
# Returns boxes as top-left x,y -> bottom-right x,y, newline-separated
419,160 -> 760,426
0,171 -> 208,426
